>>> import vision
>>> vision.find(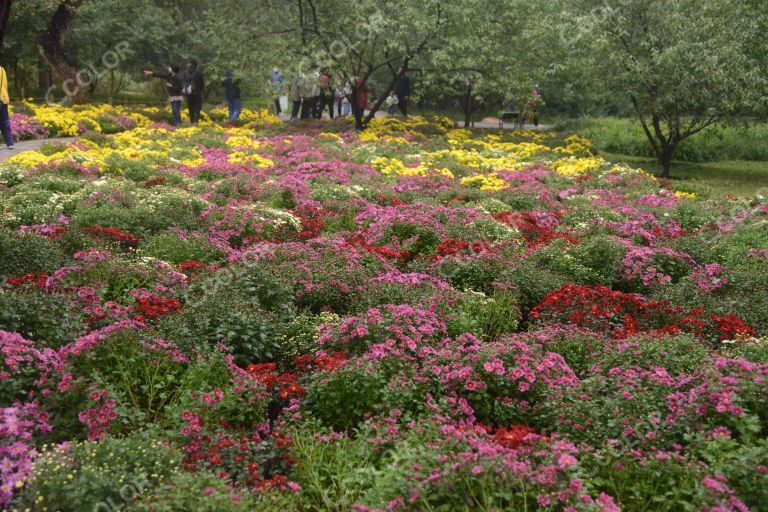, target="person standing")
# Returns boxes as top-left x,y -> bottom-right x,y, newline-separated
355,78 -> 368,117
317,69 -> 334,119
385,91 -> 398,116
288,71 -> 302,121
222,70 -> 242,122
183,59 -> 205,124
144,64 -> 183,127
0,65 -> 14,150
271,66 -> 285,116
529,84 -> 542,127
300,67 -> 318,120
395,69 -> 411,118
